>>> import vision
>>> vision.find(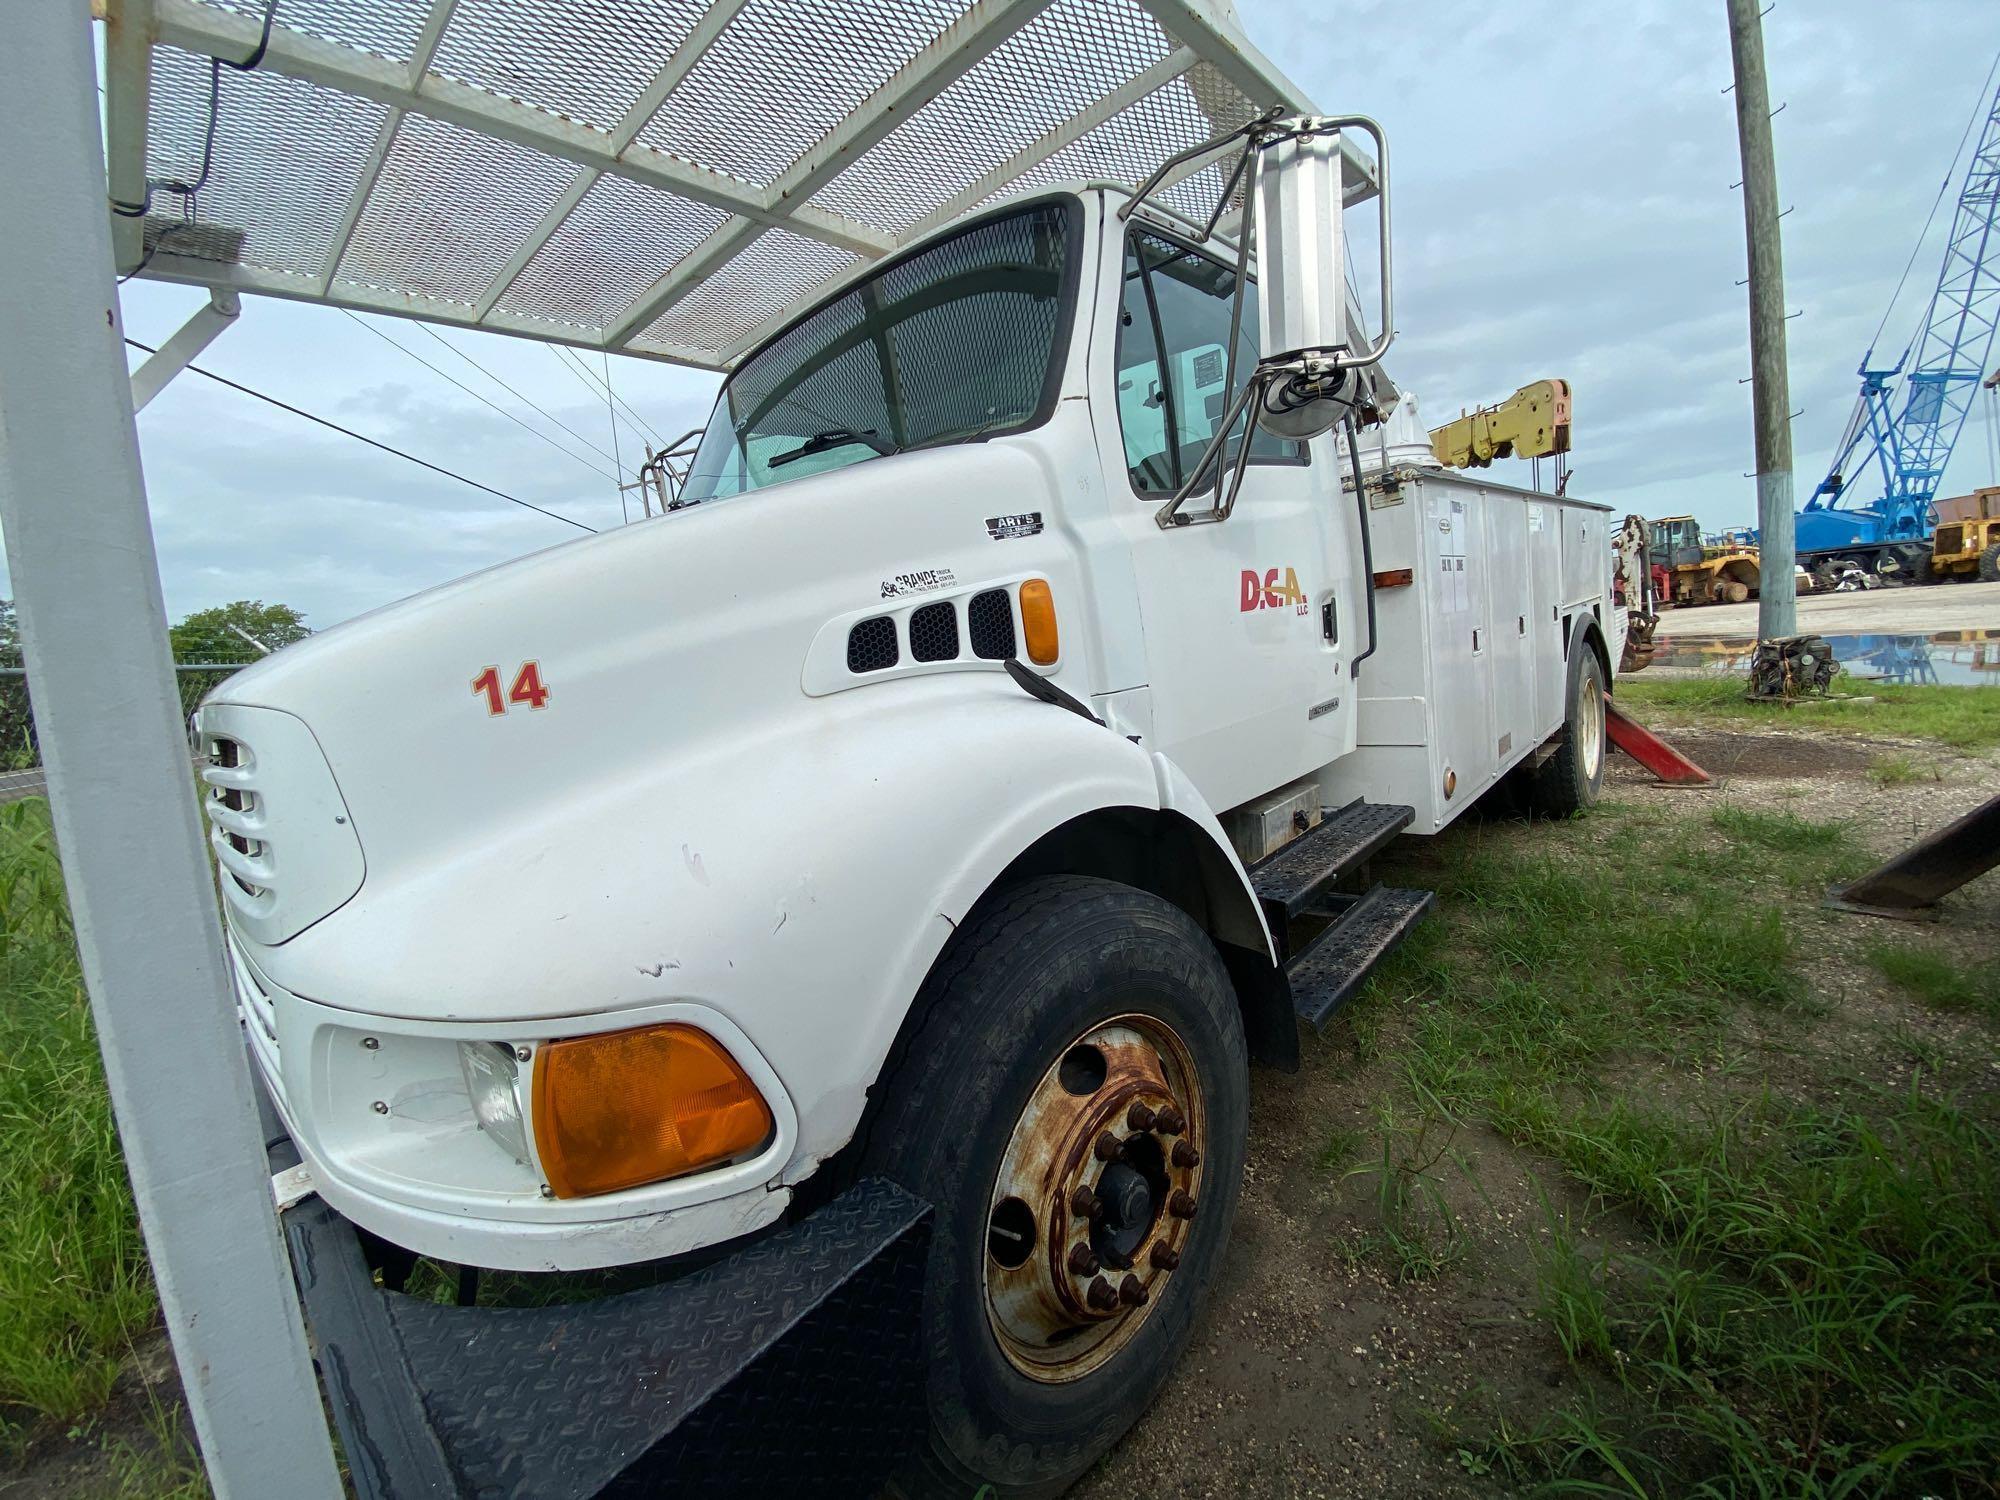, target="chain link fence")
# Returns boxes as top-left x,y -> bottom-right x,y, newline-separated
0,651 -> 263,771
